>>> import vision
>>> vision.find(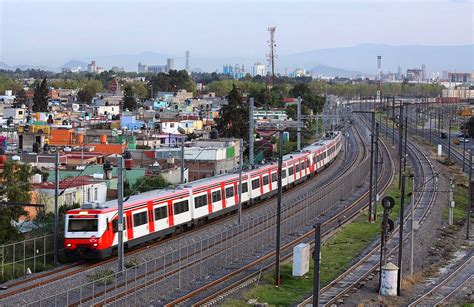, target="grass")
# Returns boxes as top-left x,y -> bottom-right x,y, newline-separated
223,173 -> 409,306
0,261 -> 54,283
87,269 -> 115,286
442,184 -> 469,227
